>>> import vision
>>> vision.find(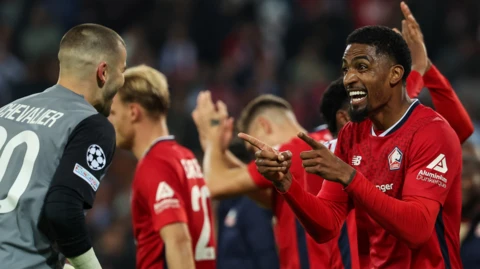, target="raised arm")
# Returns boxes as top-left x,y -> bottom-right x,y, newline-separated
399,1 -> 473,143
